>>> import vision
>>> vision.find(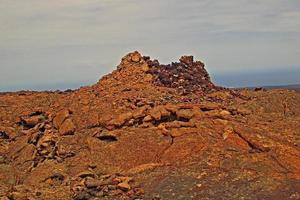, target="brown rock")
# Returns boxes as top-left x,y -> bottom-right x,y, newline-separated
59,118 -> 75,135
21,114 -> 45,128
149,107 -> 162,121
132,106 -> 149,118
219,110 -> 231,116
85,179 -> 108,188
141,63 -> 149,72
237,108 -> 251,116
77,171 -> 96,179
143,115 -> 152,122
109,112 -> 133,127
53,109 -> 70,129
117,182 -> 131,191
0,127 -> 16,139
114,176 -> 133,183
131,52 -> 141,62
164,104 -> 178,113
160,106 -> 171,117
145,74 -> 153,82
176,109 -> 194,119
199,102 -> 220,111
179,55 -> 194,65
